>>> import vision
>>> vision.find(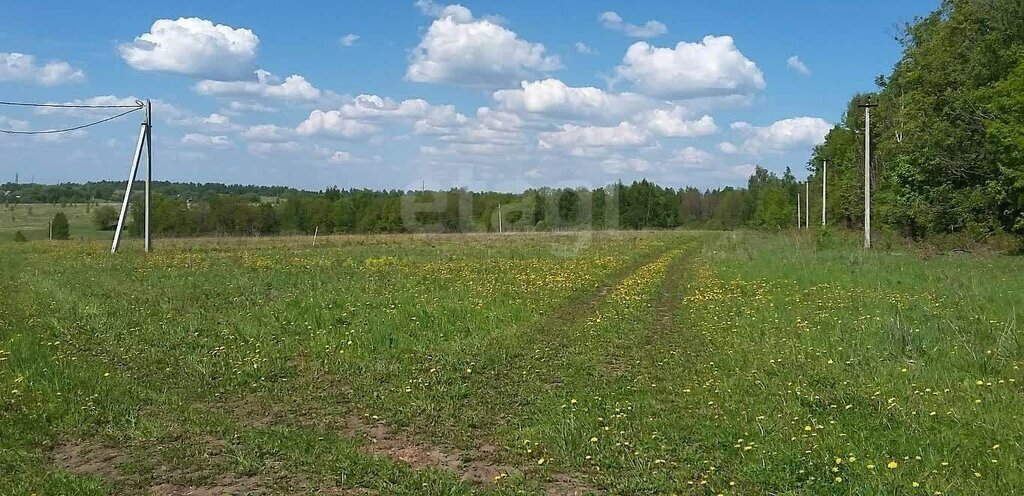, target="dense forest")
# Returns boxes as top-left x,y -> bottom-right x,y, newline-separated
807,0 -> 1024,240
2,0 -> 1021,244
